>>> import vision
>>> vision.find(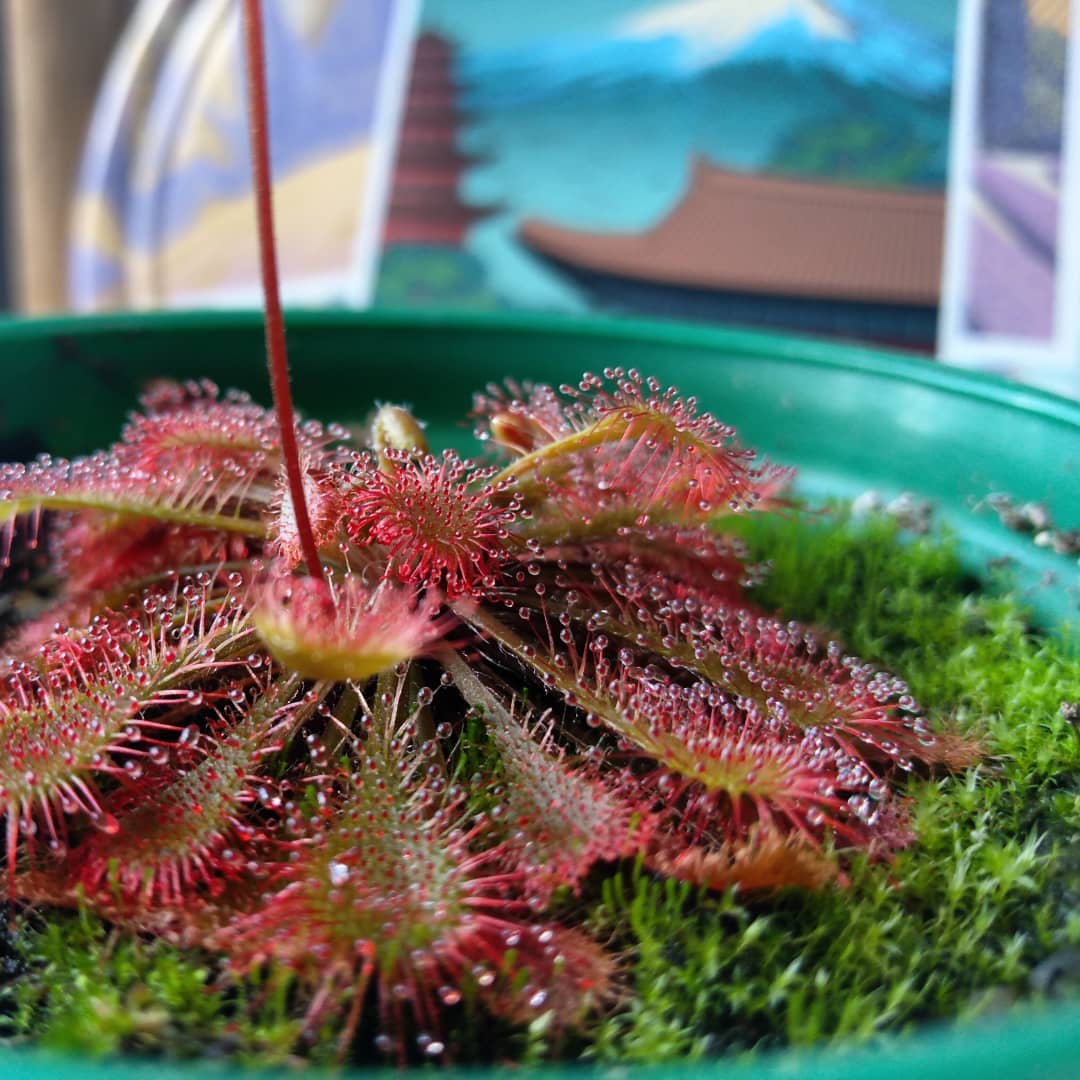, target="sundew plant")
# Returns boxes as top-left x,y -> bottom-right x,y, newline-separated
4,1 -> 1074,1068
0,361 -> 986,1057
